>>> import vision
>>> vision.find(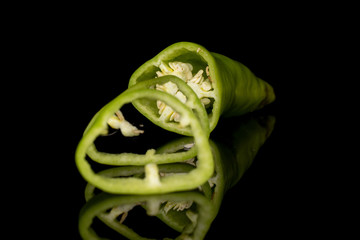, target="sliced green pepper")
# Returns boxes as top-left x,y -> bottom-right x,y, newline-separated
75,86 -> 213,194
83,76 -> 209,167
129,42 -> 275,135
75,42 -> 275,195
